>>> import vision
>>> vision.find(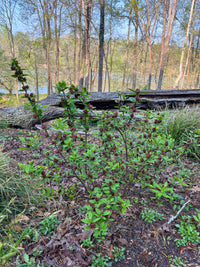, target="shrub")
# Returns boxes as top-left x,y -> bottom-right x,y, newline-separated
10,59 -> 185,244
